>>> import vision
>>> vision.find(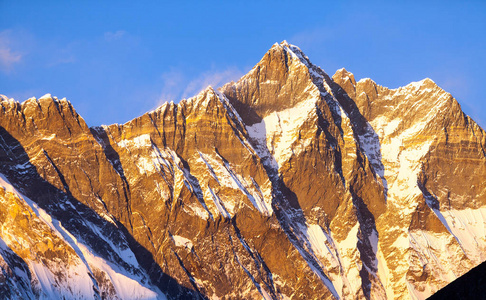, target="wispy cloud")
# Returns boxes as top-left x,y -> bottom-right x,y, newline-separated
181,67 -> 243,98
156,66 -> 244,107
104,30 -> 126,41
157,68 -> 185,104
0,30 -> 22,72
46,41 -> 80,67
